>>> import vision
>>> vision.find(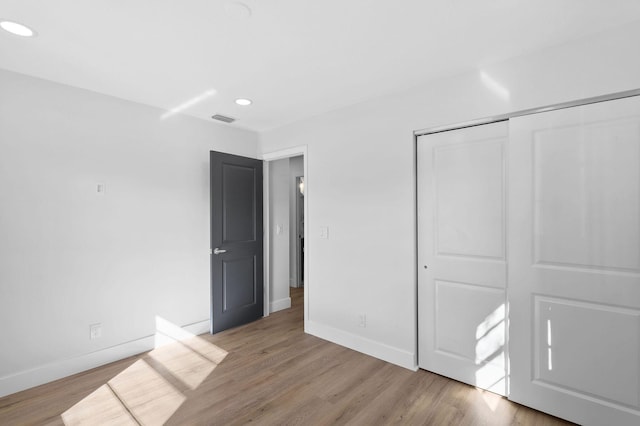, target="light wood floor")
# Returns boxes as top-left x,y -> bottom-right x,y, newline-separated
0,288 -> 573,425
